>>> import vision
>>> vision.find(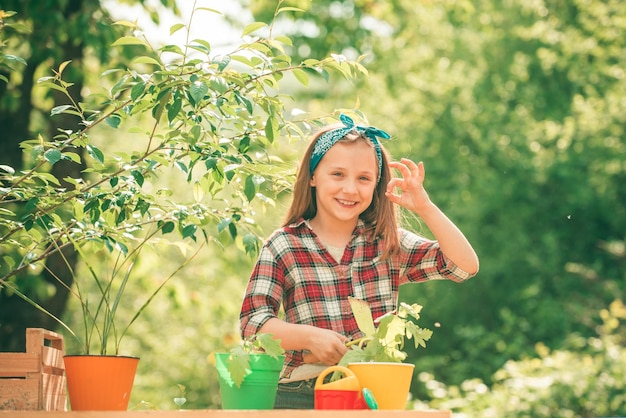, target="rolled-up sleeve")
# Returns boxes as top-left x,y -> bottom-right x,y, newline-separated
399,229 -> 476,283
239,244 -> 285,338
